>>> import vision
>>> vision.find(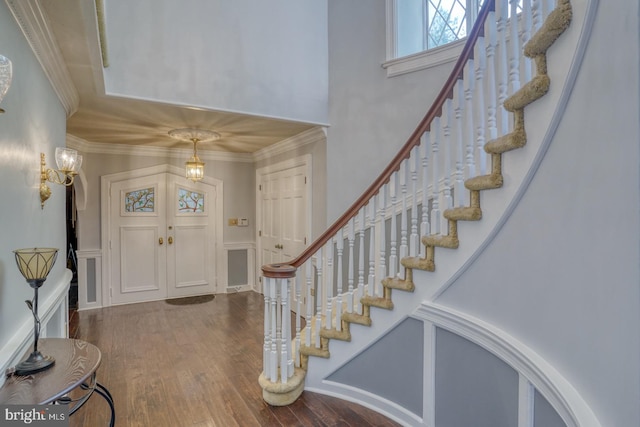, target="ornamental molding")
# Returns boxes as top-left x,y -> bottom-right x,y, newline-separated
5,0 -> 79,116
